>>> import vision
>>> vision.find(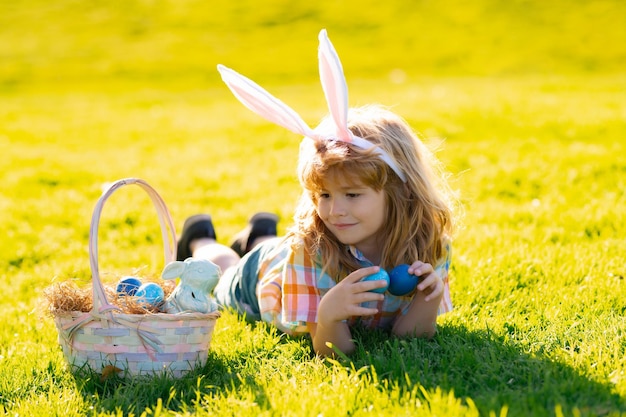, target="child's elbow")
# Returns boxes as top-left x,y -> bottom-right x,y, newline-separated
422,326 -> 438,339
